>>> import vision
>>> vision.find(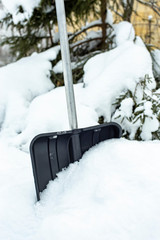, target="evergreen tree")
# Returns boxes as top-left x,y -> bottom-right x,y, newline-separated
0,0 -> 115,59
0,0 -> 98,58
